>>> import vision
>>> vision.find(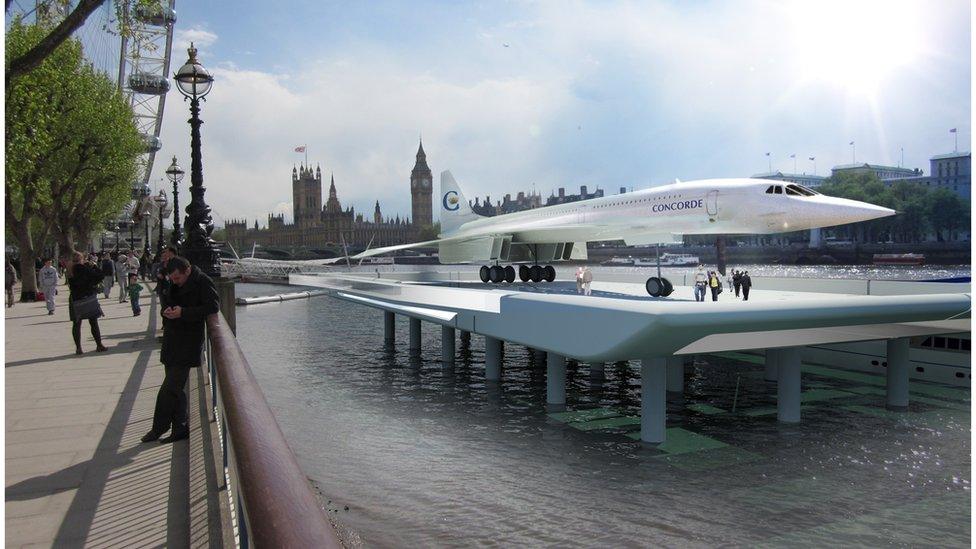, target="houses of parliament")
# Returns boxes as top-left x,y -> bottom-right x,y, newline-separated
225,142 -> 434,252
